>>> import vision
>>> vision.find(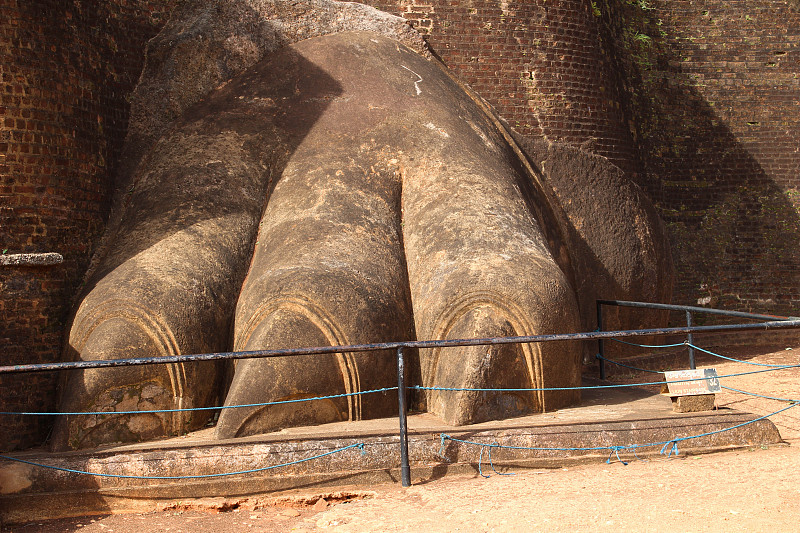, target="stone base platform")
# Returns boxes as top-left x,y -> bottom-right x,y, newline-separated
0,379 -> 784,524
